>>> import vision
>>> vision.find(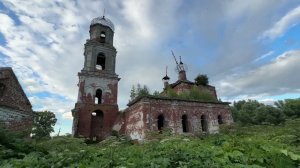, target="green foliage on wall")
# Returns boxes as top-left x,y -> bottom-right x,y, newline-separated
129,84 -> 150,101
165,86 -> 217,102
